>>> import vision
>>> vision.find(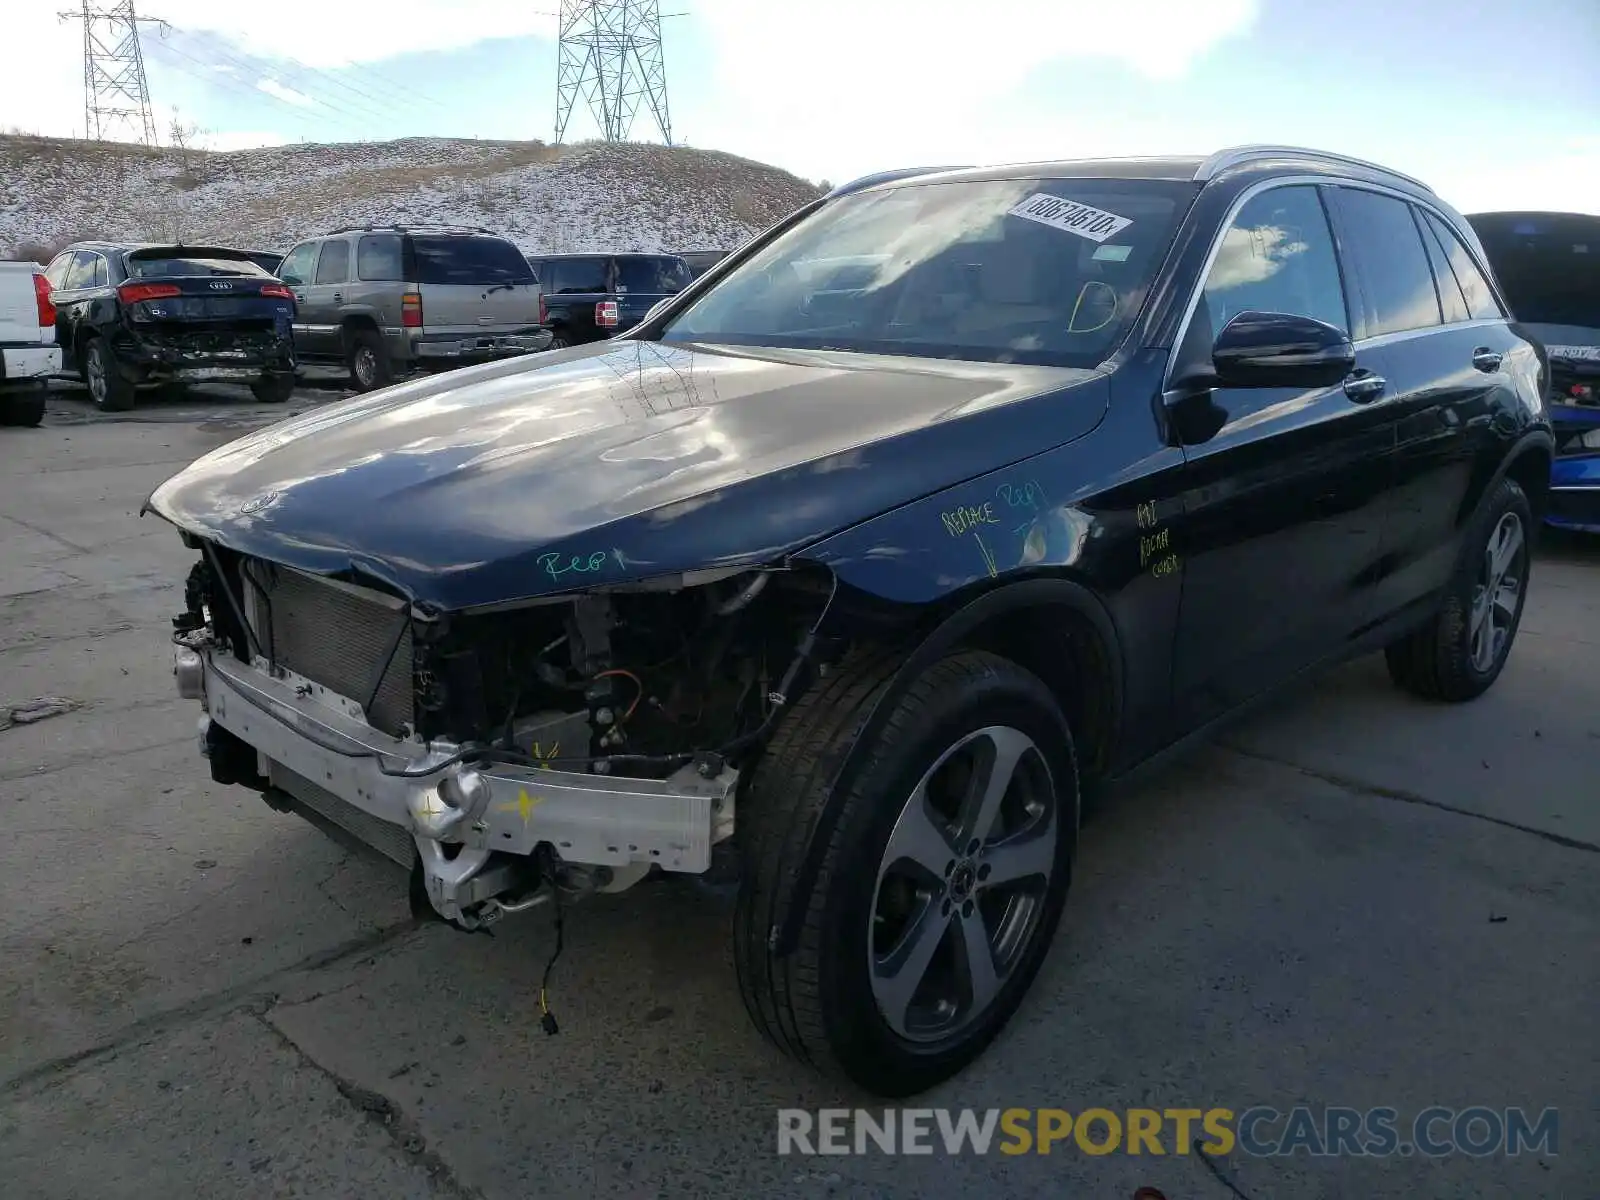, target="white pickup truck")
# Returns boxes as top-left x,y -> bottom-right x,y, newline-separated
0,260 -> 61,428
